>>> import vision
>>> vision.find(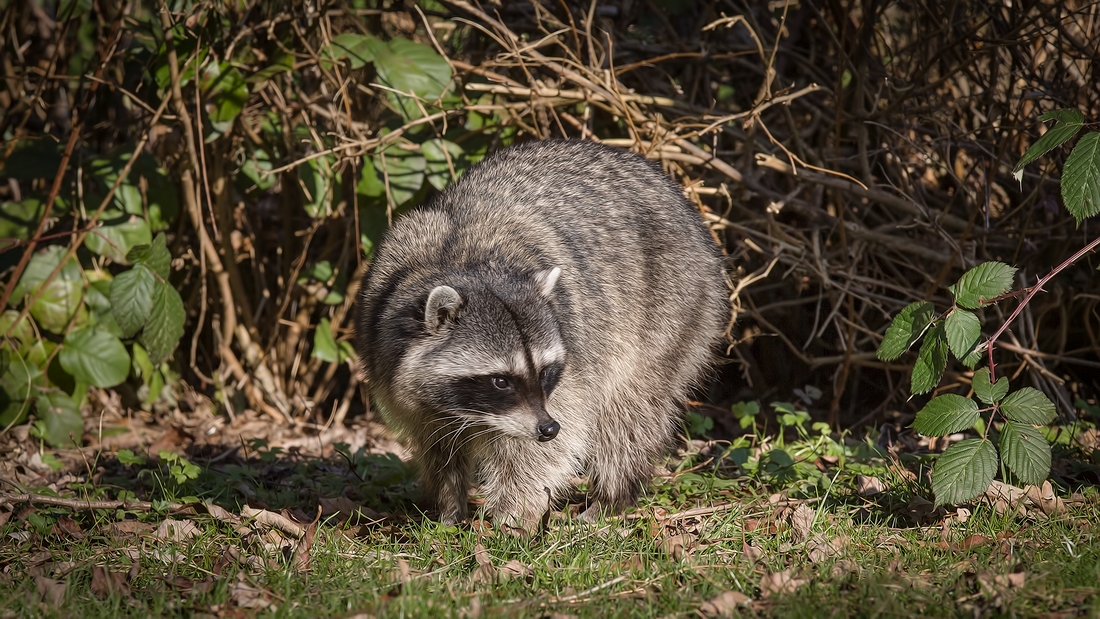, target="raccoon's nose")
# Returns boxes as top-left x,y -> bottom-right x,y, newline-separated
537,419 -> 560,442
